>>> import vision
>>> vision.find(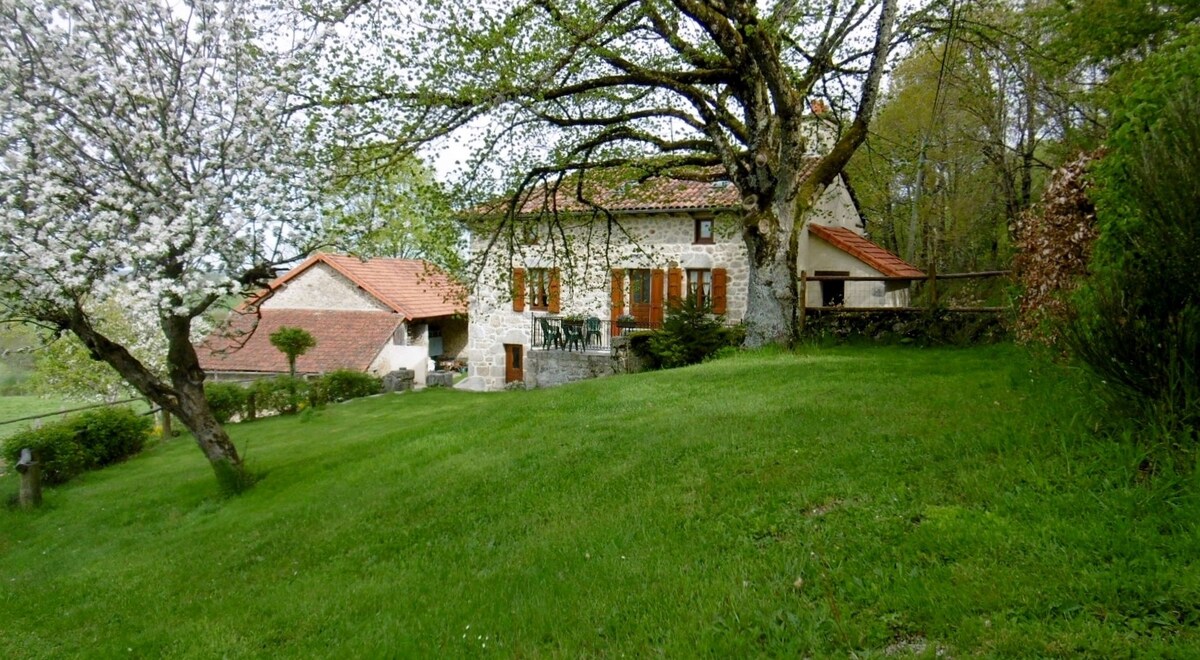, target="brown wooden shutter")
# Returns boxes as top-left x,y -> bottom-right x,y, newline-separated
650,268 -> 665,328
512,268 -> 526,312
548,268 -> 561,314
610,269 -> 624,336
712,267 -> 728,314
667,267 -> 682,307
